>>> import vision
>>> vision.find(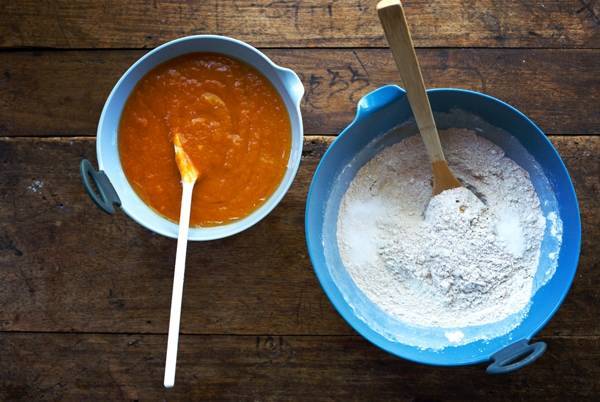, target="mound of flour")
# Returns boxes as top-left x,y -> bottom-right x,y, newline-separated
337,128 -> 553,332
